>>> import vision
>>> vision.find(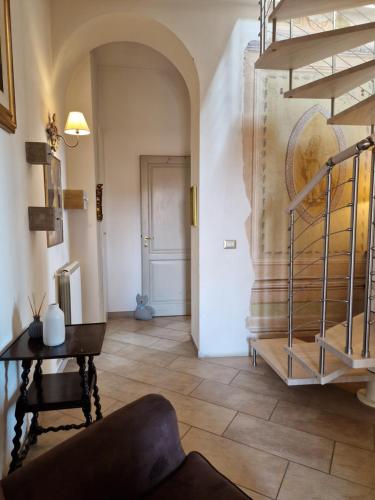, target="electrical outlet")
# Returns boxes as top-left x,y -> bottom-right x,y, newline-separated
224,240 -> 237,249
